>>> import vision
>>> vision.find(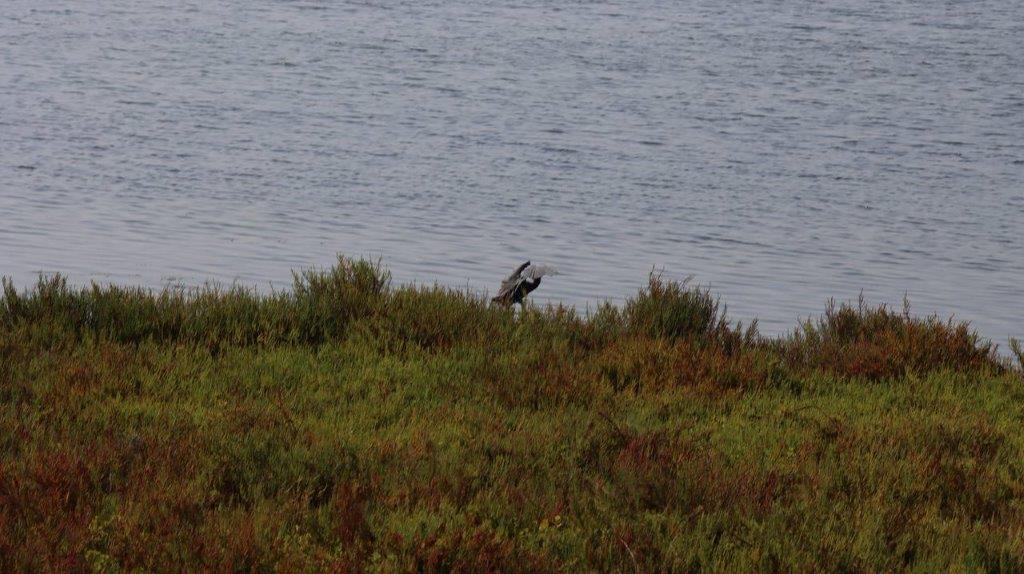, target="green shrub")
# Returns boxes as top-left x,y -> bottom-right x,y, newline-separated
1010,338 -> 1024,374
624,274 -> 727,341
1,257 -> 1021,571
784,297 -> 1000,380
